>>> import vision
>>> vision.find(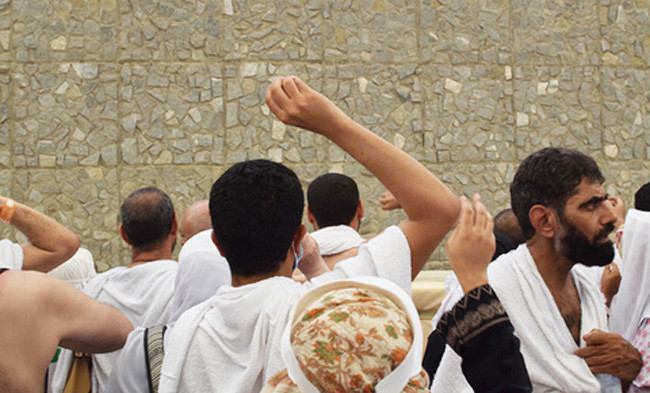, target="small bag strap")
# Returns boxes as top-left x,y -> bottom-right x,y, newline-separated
144,325 -> 167,393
